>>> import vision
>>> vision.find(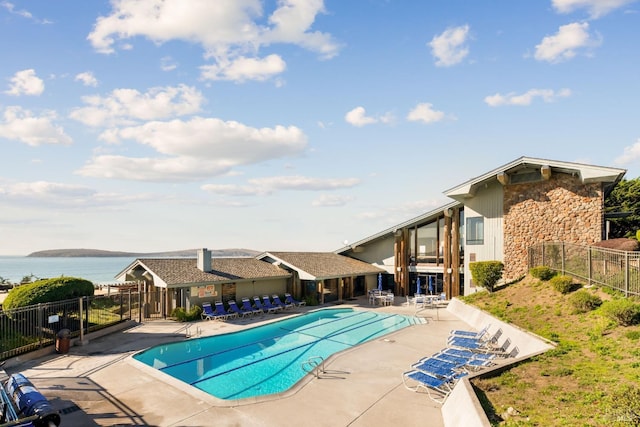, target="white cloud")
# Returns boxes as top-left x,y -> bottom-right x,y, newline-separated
311,194 -> 354,207
552,0 -> 636,18
0,180 -> 155,208
75,71 -> 98,87
534,22 -> 601,63
615,139 -> 640,165
202,176 -> 359,199
406,103 -> 445,124
160,56 -> 178,72
200,54 -> 286,81
484,88 -> 572,106
5,69 -> 44,96
429,25 -> 470,67
87,0 -> 340,82
0,106 -> 72,146
345,106 -> 377,127
0,1 -> 51,23
248,175 -> 360,191
69,84 -> 204,127
77,118 -> 307,181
